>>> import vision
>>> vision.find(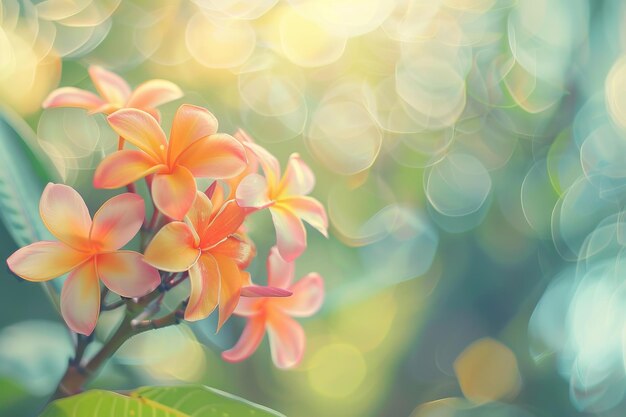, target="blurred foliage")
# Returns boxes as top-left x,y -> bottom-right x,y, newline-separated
3,0 -> 626,416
